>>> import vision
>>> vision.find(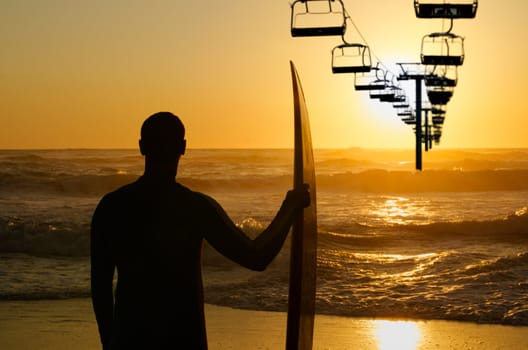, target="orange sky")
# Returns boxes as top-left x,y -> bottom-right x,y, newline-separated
1,1 -> 527,149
